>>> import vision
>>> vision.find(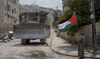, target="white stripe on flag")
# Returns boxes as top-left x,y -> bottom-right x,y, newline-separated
58,21 -> 71,29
